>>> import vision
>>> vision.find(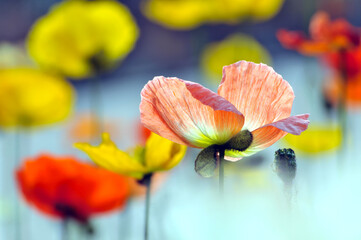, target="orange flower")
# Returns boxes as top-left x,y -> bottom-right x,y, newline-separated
140,60 -> 309,164
277,11 -> 361,56
68,113 -> 119,142
16,154 -> 129,223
